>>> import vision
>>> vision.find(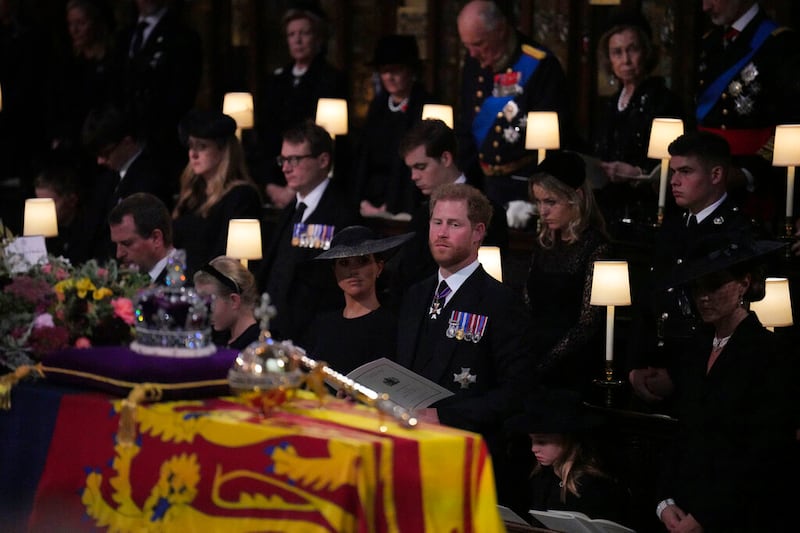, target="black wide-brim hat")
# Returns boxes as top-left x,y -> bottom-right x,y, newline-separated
534,150 -> 586,189
178,109 -> 237,145
314,225 -> 414,260
369,34 -> 421,69
505,389 -> 604,435
666,232 -> 785,289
